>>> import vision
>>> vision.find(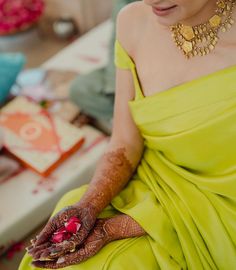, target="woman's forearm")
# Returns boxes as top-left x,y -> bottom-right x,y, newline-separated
77,140 -> 143,215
